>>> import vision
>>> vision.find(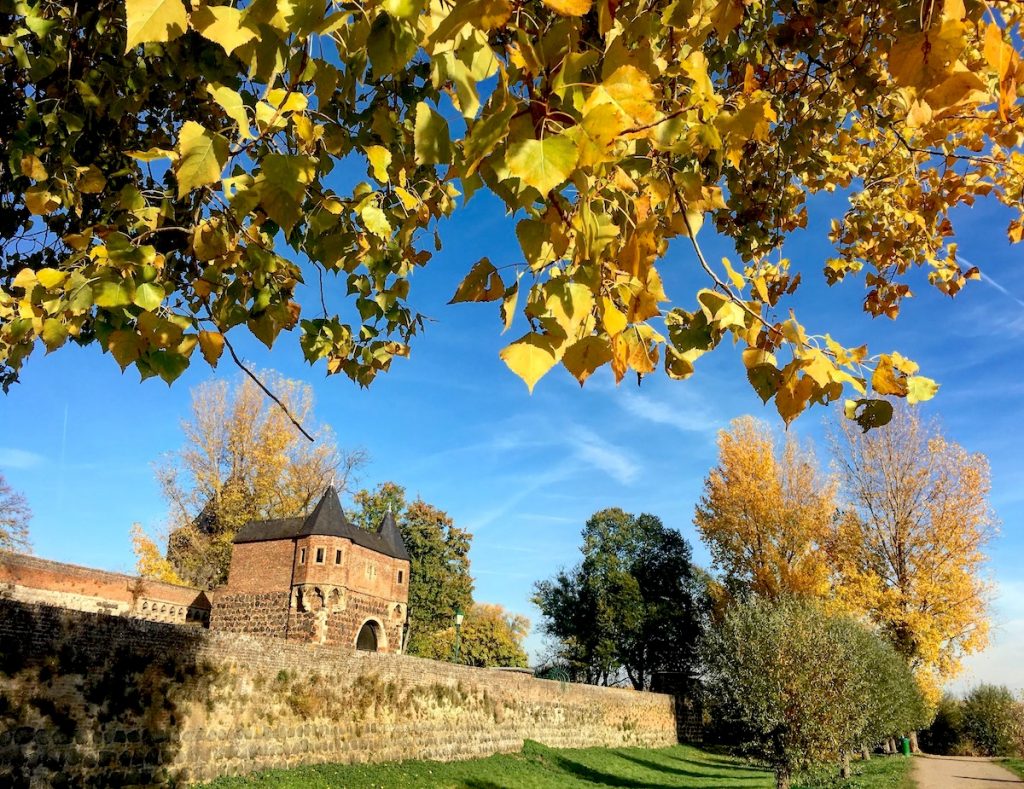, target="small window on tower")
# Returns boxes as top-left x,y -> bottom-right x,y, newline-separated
398,570 -> 404,584
335,549 -> 342,565
315,547 -> 325,564
299,548 -> 306,564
